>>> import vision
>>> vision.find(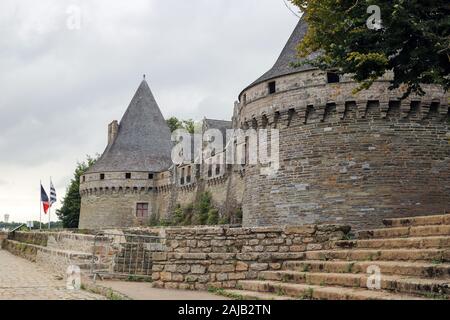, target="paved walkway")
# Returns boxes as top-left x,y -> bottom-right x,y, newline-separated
98,281 -> 229,300
0,250 -> 104,300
